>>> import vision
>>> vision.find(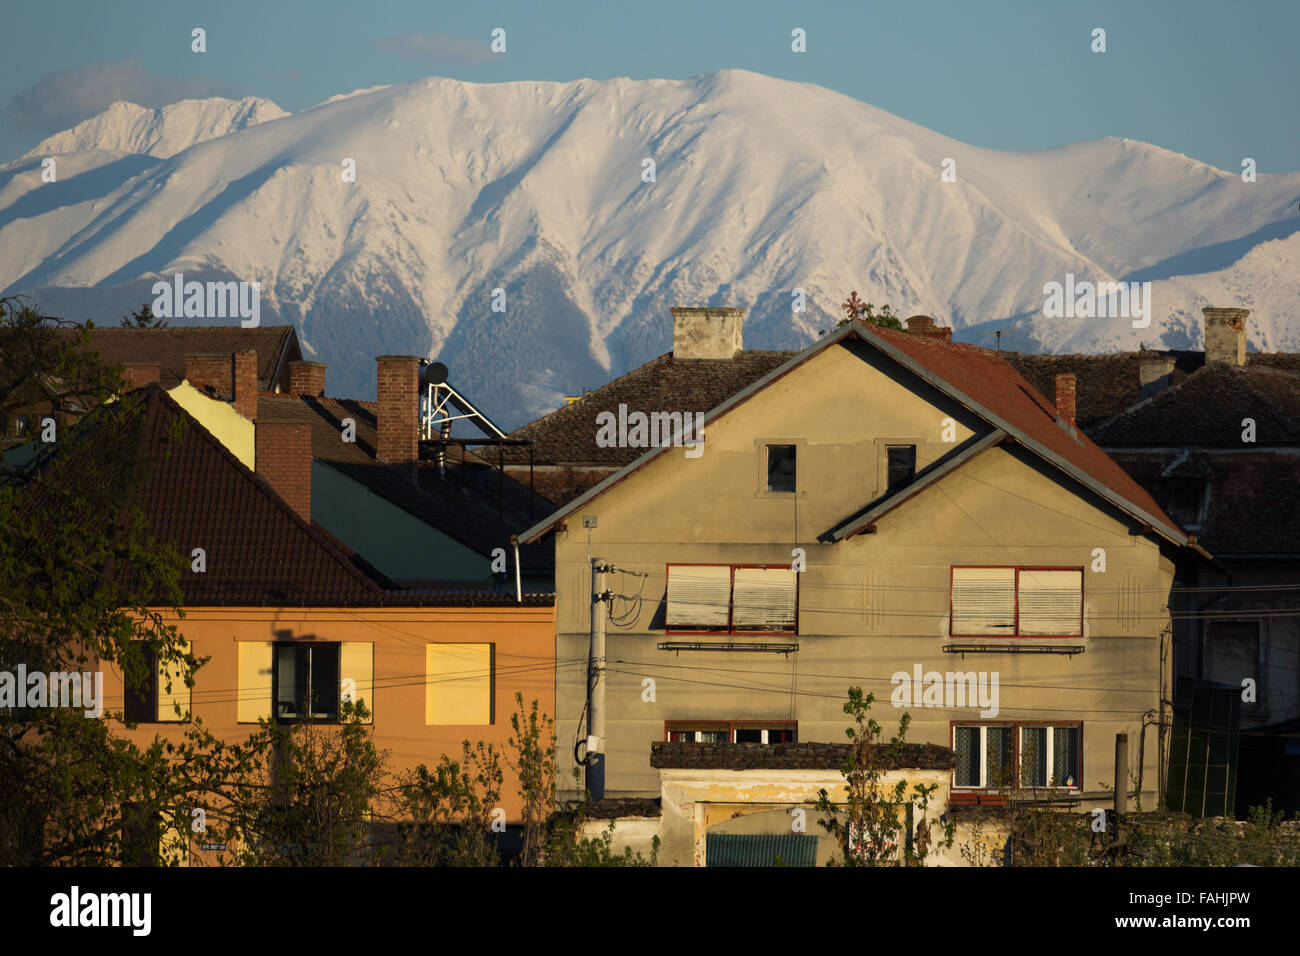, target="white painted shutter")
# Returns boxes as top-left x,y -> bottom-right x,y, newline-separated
732,567 -> 798,631
951,568 -> 1015,635
1017,570 -> 1082,635
666,566 -> 732,629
